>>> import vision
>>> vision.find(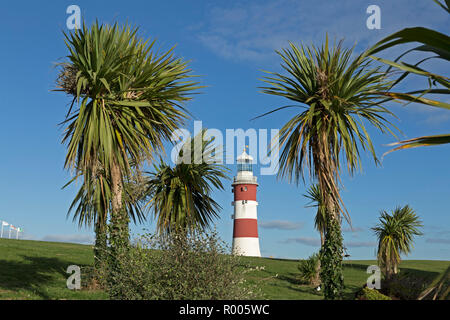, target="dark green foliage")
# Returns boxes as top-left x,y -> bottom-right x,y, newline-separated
382,272 -> 430,300
102,230 -> 260,300
93,222 -> 108,272
320,217 -> 344,300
